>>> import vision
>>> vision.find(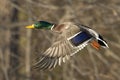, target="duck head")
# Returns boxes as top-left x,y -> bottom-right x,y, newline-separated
25,21 -> 54,30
